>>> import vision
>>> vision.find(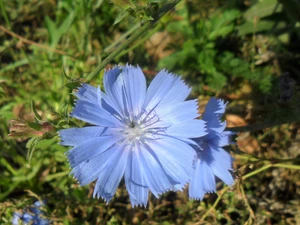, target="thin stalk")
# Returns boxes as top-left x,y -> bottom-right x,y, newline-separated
116,21 -> 163,59
103,23 -> 140,53
240,184 -> 256,222
199,186 -> 230,222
